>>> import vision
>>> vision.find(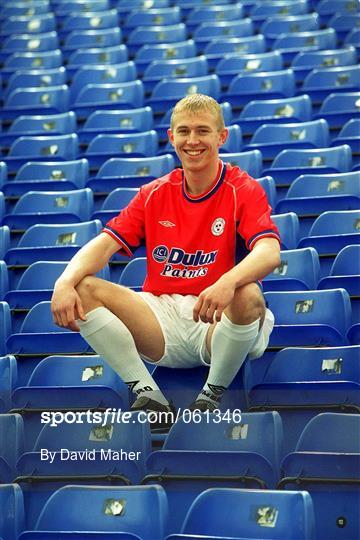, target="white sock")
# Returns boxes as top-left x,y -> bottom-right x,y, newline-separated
198,314 -> 260,406
78,306 -> 169,405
